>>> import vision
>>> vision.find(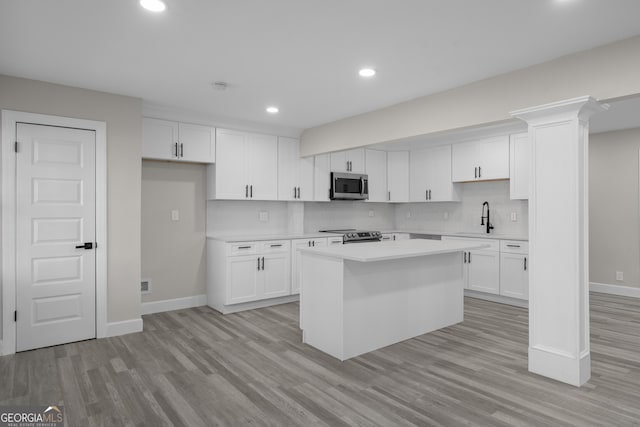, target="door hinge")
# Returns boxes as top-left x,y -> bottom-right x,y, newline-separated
14,141 -> 19,153
14,310 -> 17,322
